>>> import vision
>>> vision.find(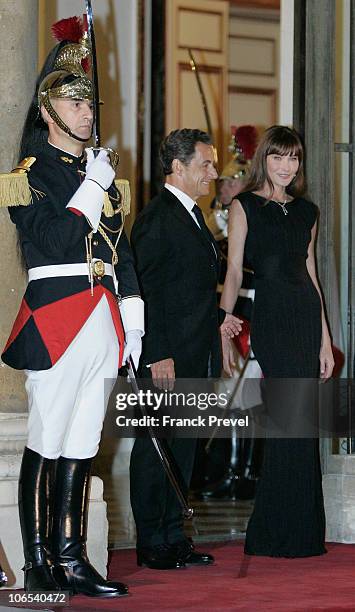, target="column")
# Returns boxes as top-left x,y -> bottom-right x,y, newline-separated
0,0 -> 39,587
